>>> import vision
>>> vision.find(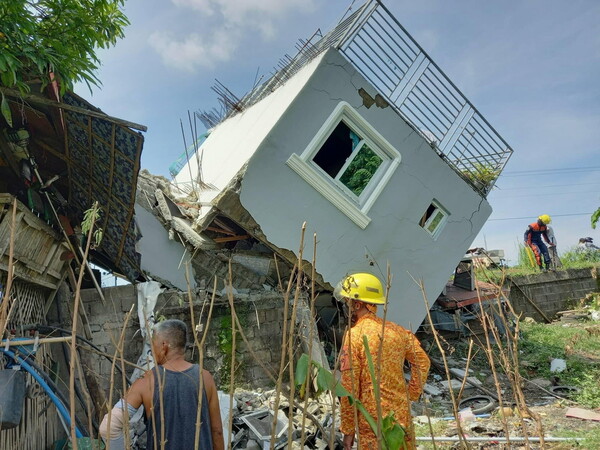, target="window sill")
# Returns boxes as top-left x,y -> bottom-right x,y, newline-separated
287,154 -> 371,229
